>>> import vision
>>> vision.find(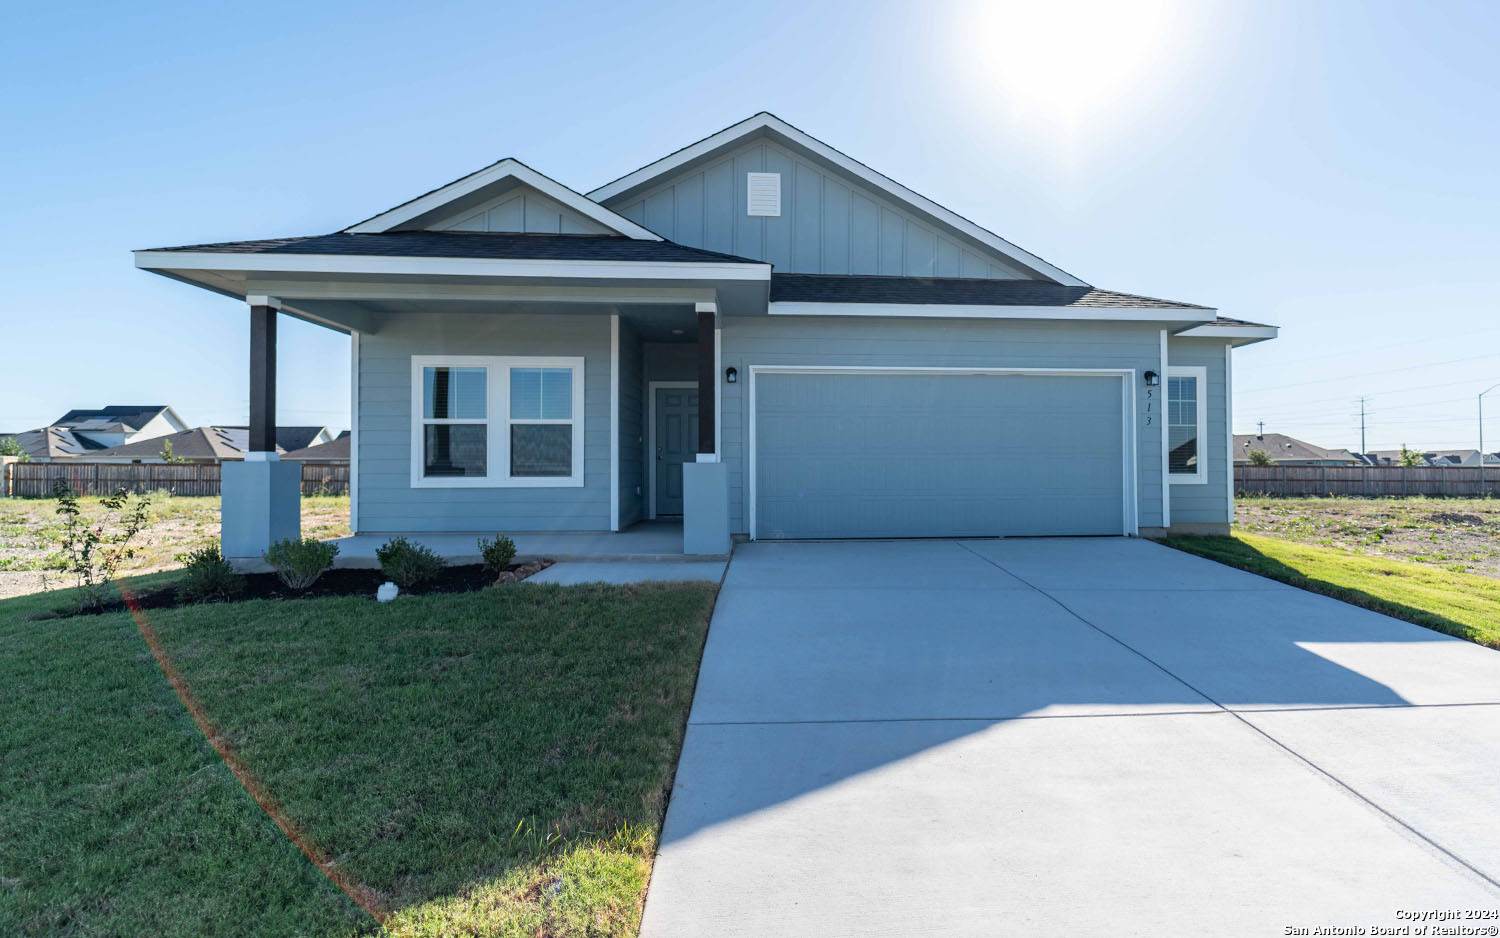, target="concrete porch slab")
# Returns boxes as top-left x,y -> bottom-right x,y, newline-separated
526,561 -> 726,585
